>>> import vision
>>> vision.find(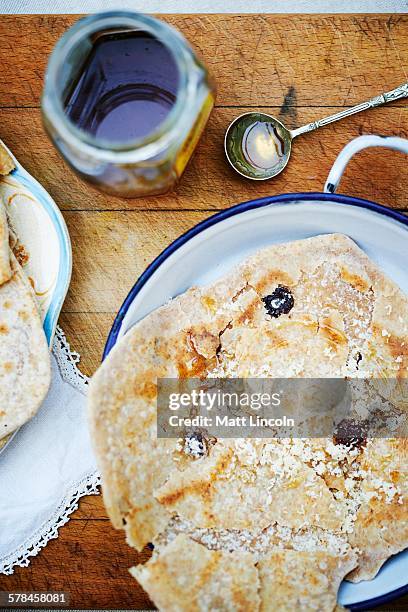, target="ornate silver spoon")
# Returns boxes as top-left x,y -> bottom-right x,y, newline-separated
224,82 -> 408,180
